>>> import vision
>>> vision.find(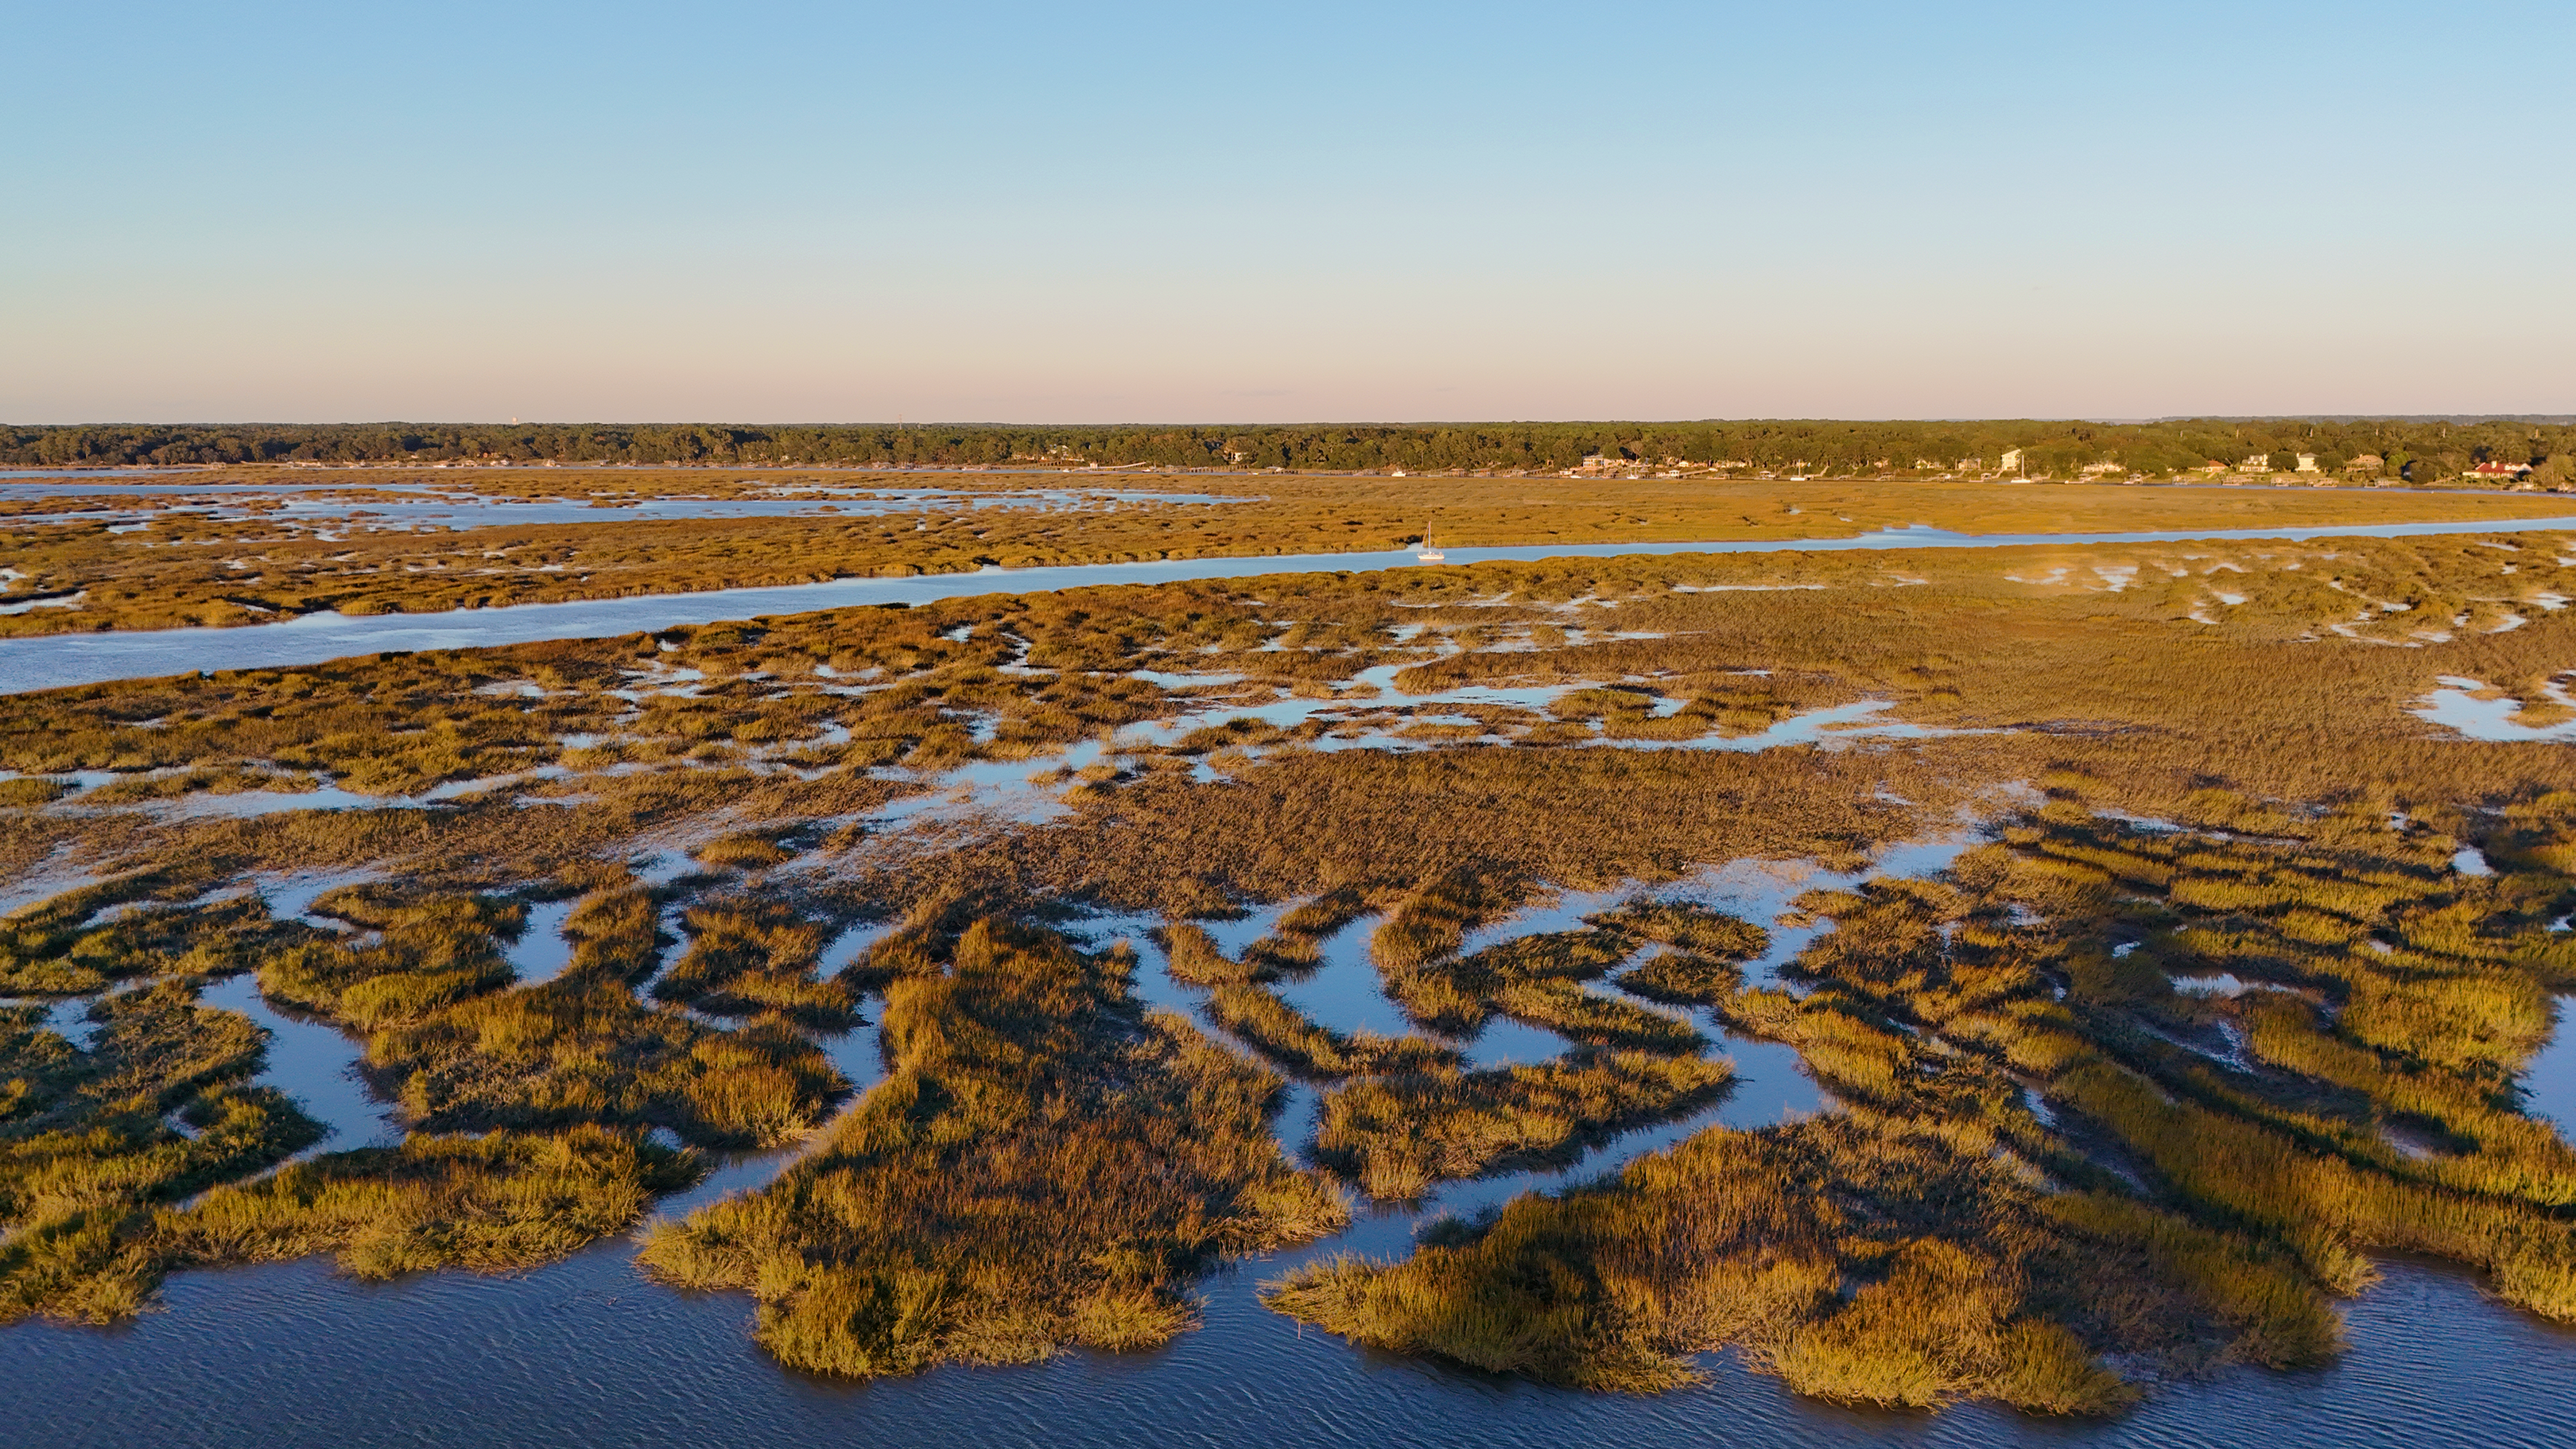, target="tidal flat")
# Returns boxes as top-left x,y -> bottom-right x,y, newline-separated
3,464 -> 2566,638
6,480 -> 2576,1443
